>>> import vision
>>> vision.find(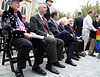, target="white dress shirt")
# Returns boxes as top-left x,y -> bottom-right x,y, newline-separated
38,13 -> 43,21
83,15 -> 96,31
